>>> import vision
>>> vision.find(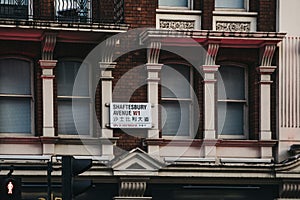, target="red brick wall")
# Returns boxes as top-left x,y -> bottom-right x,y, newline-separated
124,0 -> 157,28
257,0 -> 277,31
35,0 -> 54,20
201,0 -> 214,30
112,46 -> 148,151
